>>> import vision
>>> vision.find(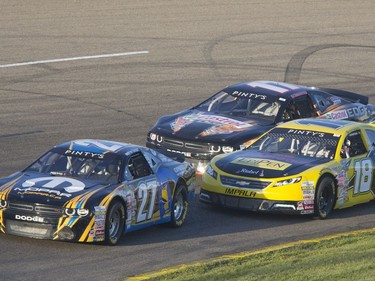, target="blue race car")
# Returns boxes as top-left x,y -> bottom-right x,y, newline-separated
0,139 -> 195,245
